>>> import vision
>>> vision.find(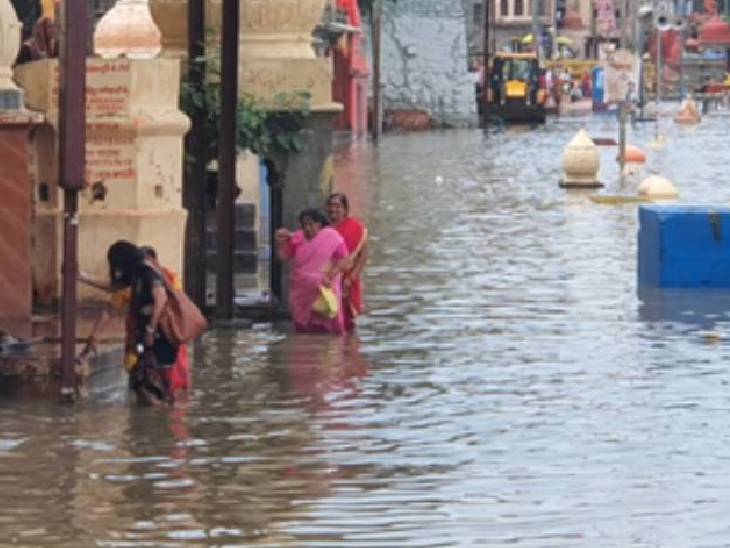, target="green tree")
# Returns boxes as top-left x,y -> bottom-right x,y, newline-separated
181,52 -> 311,167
